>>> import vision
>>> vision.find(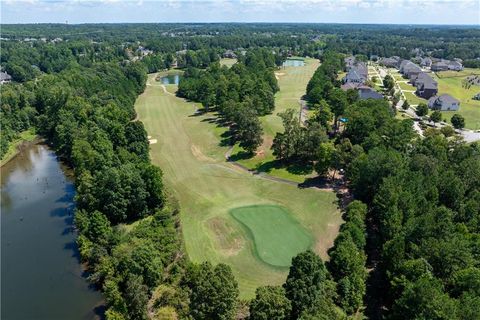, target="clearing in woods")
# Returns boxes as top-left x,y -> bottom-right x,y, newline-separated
135,70 -> 341,298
